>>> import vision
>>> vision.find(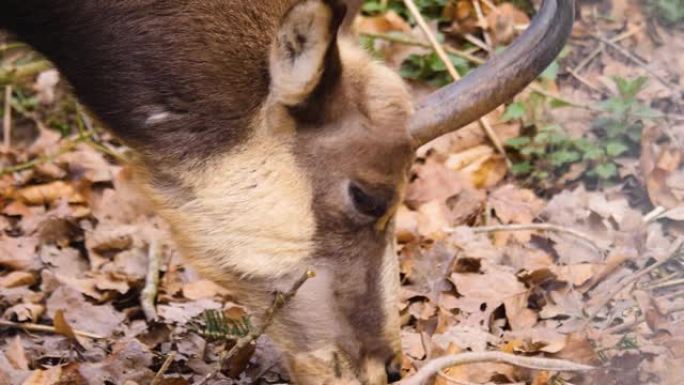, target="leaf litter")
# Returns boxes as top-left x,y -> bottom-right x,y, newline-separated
1,0 -> 684,384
